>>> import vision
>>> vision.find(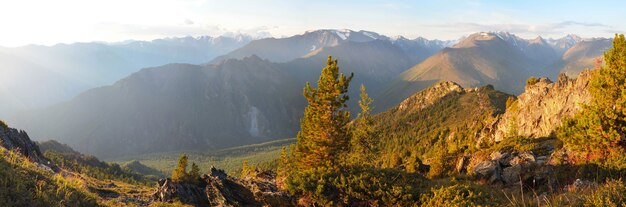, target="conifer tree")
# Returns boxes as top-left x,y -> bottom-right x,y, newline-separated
277,147 -> 290,178
189,162 -> 201,184
559,34 -> 626,162
172,154 -> 188,182
348,84 -> 378,165
294,56 -> 353,171
241,160 -> 251,177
